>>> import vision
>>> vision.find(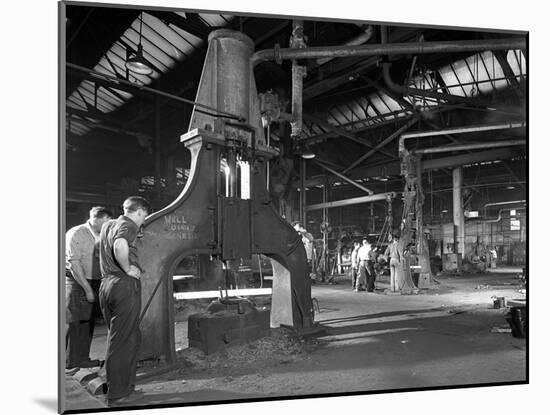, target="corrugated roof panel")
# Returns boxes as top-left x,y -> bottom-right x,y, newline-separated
379,93 -> 402,112
67,96 -> 87,111
99,53 -> 126,77
451,60 -> 476,95
311,123 -> 325,135
369,93 -> 391,116
142,13 -> 192,59
347,100 -> 365,120
170,24 -> 203,48
366,104 -> 378,118
333,106 -> 353,123
477,51 -> 508,92
507,49 -> 526,79
327,110 -> 347,126
438,63 -> 466,96
77,84 -> 113,113
199,13 -> 228,27
79,80 -> 117,112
